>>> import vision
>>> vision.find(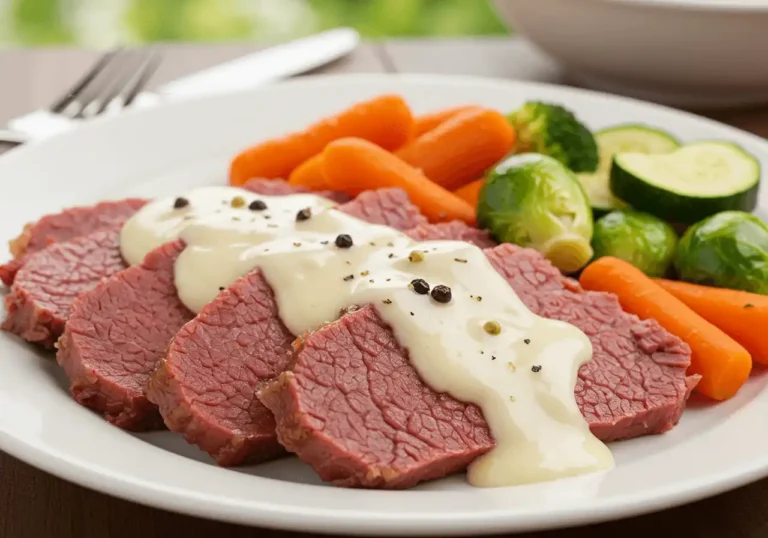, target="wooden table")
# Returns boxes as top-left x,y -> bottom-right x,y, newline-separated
1,37 -> 767,538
